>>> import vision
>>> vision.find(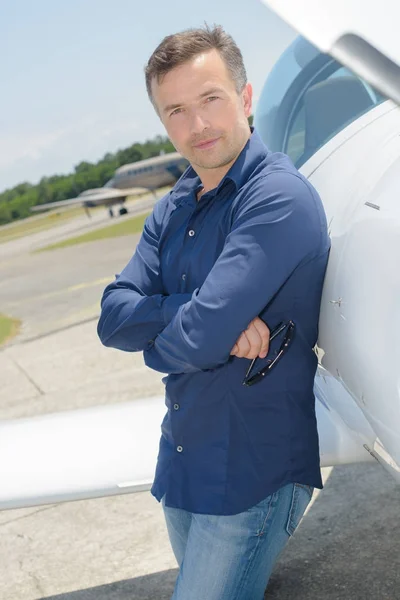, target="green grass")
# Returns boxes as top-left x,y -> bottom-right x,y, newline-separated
0,205 -> 98,244
36,211 -> 150,253
0,314 -> 21,346
0,188 -> 170,246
